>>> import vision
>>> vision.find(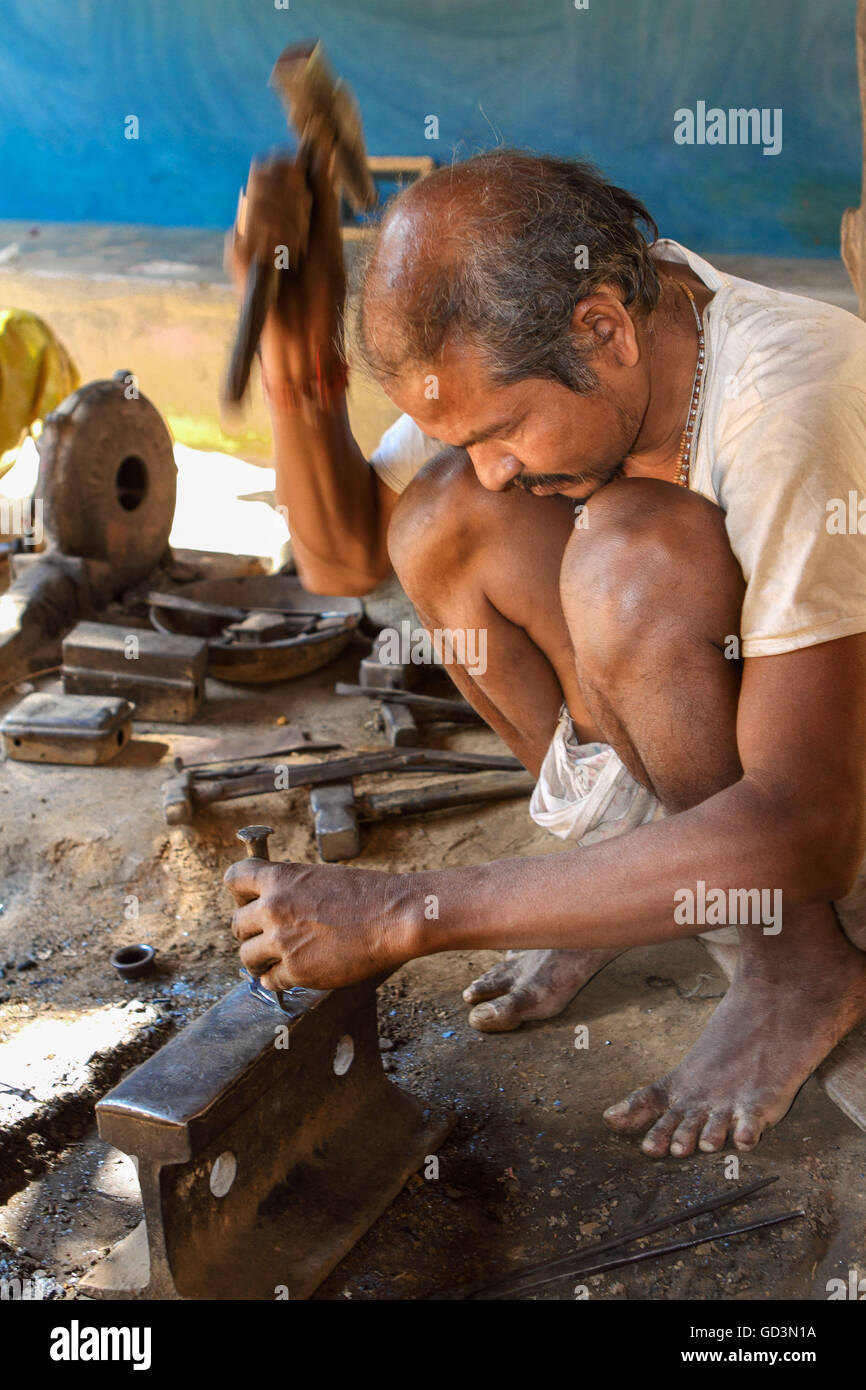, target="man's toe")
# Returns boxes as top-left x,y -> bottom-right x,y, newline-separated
698,1110 -> 732,1152
603,1082 -> 667,1134
467,987 -> 536,1032
462,961 -> 514,1006
669,1112 -> 707,1158
641,1109 -> 684,1157
732,1111 -> 764,1151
